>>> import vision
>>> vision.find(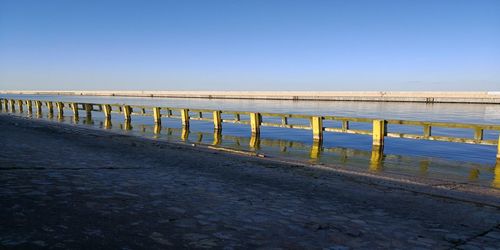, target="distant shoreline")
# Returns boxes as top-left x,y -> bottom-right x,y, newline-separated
1,90 -> 500,104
